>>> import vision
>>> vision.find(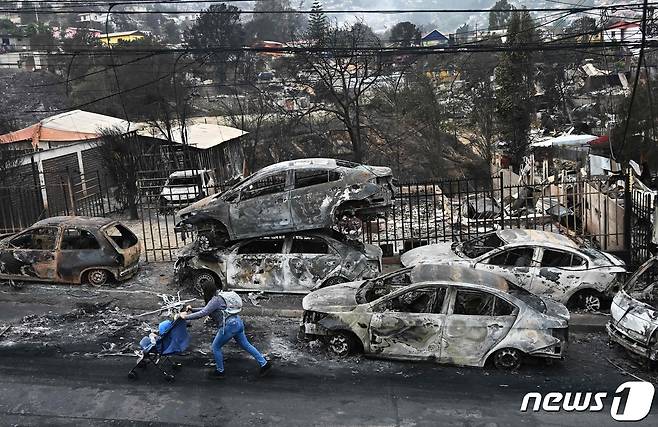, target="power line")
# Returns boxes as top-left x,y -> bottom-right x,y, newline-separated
619,0 -> 649,159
